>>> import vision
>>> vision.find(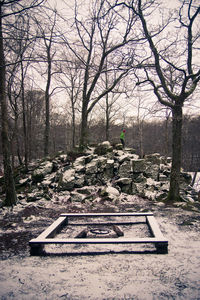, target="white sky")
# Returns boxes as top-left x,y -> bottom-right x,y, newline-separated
43,0 -> 200,122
